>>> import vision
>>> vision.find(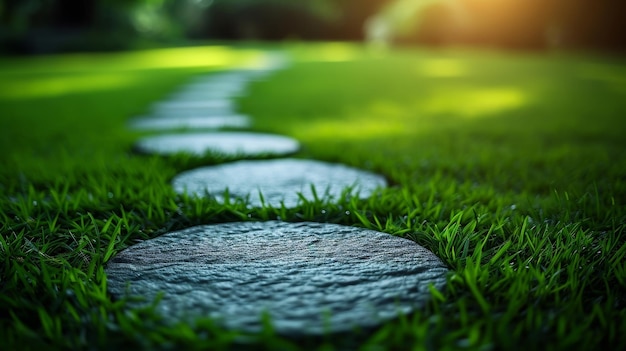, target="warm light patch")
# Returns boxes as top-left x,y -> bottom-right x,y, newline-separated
0,74 -> 138,99
295,43 -> 359,62
293,101 -> 407,141
0,46 -> 264,76
0,46 -> 266,99
421,88 -> 528,117
297,118 -> 406,141
114,46 -> 262,70
416,59 -> 467,77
